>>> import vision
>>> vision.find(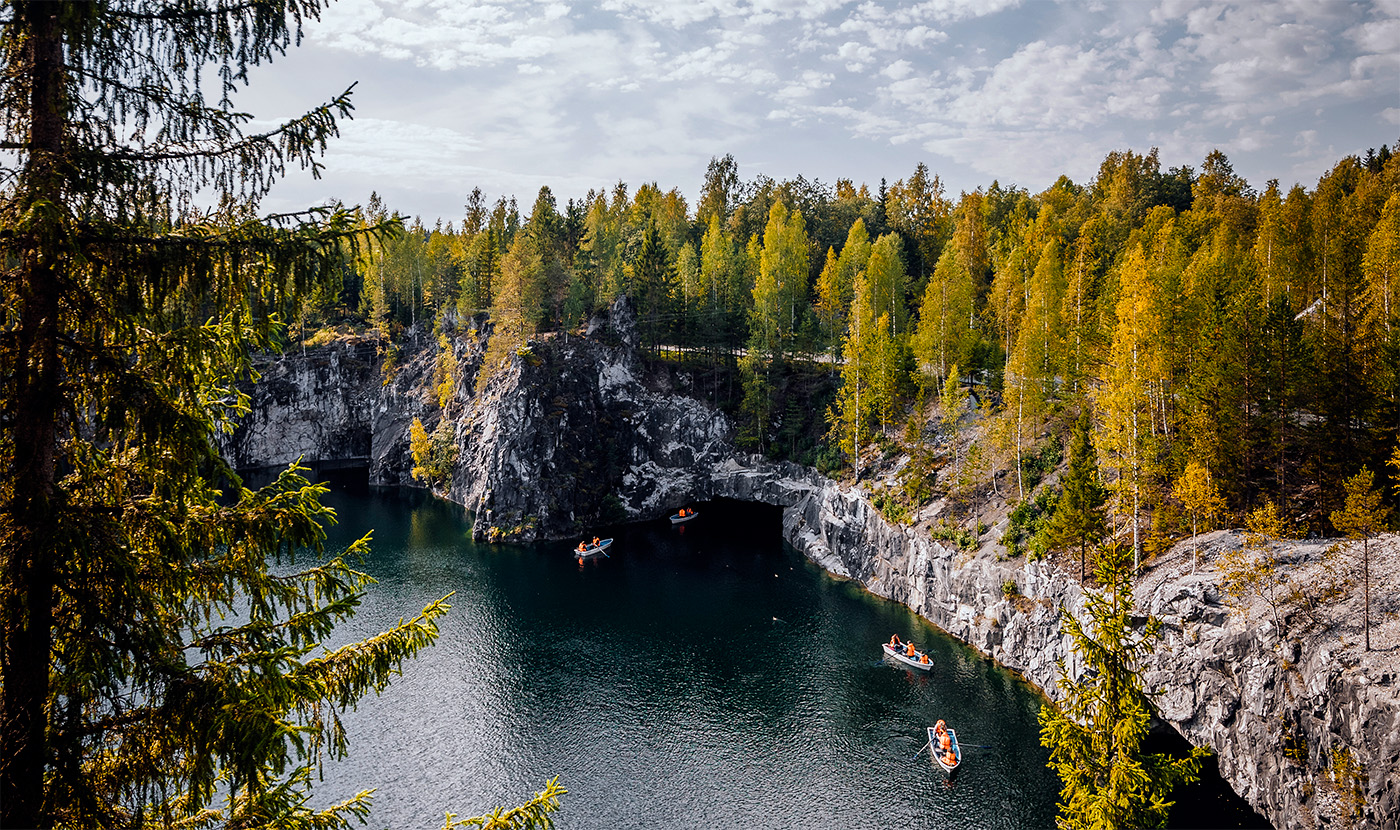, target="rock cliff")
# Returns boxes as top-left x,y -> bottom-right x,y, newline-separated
223,301 -> 1398,829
